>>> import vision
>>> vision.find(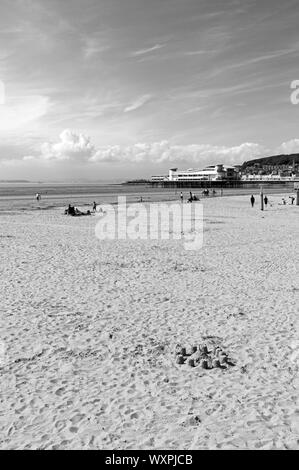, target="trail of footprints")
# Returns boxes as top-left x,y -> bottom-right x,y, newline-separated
175,343 -> 236,369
